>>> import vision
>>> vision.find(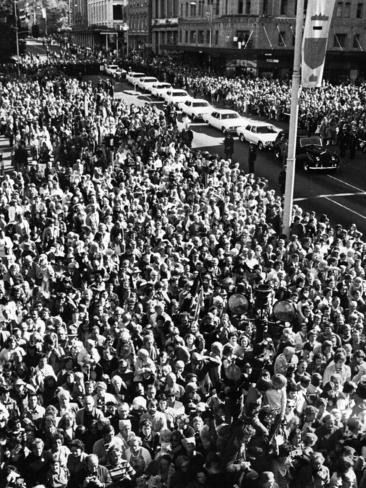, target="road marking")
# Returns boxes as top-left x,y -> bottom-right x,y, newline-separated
325,197 -> 366,221
294,192 -> 366,202
327,175 -> 366,193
